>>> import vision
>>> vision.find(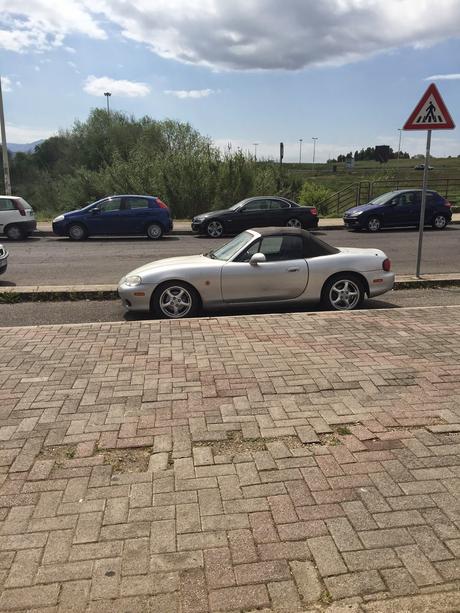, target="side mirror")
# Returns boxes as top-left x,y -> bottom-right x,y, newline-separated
249,253 -> 266,266
91,207 -> 100,215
